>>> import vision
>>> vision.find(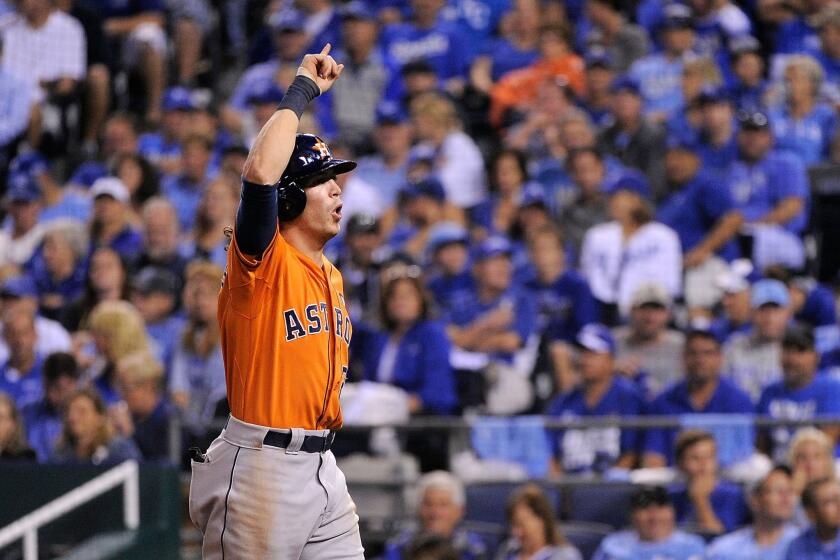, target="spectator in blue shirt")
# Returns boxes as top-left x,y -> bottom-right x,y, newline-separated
470,149 -> 531,237
0,305 -> 44,409
545,323 -> 643,476
137,86 -> 195,175
785,478 -> 840,560
769,55 -> 838,166
469,0 -> 539,91
728,36 -> 769,113
642,329 -> 754,468
425,221 -> 473,313
695,86 -> 740,173
709,261 -> 753,342
707,465 -> 800,560
815,6 -> 840,92
161,134 -> 215,233
28,221 -> 89,322
21,352 -> 79,462
132,197 -> 189,285
581,50 -> 617,128
10,152 -> 91,224
593,485 -> 706,560
88,177 -> 143,260
669,429 -> 750,534
757,325 -> 840,462
129,267 -> 183,372
184,177 -> 239,269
